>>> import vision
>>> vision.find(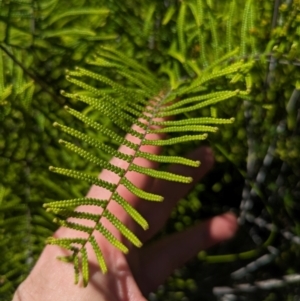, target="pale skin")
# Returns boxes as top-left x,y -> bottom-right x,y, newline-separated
13,121 -> 238,301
